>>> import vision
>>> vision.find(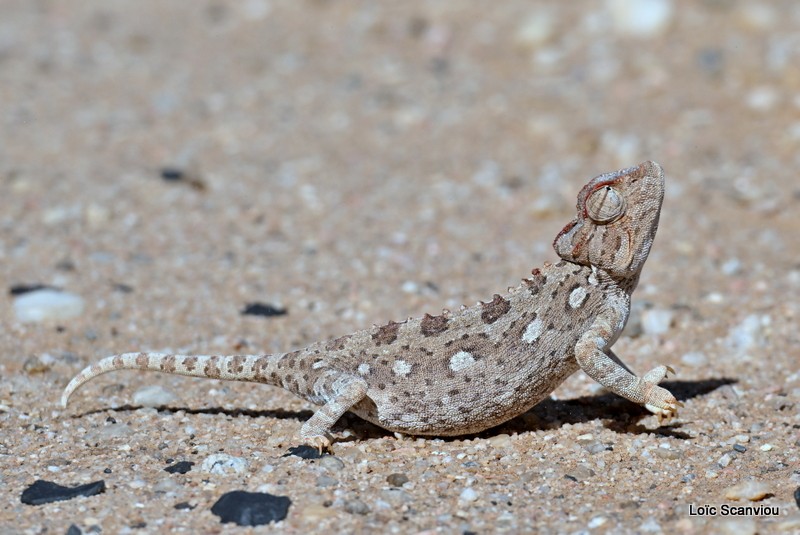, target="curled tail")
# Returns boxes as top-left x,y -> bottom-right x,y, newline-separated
61,352 -> 277,408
